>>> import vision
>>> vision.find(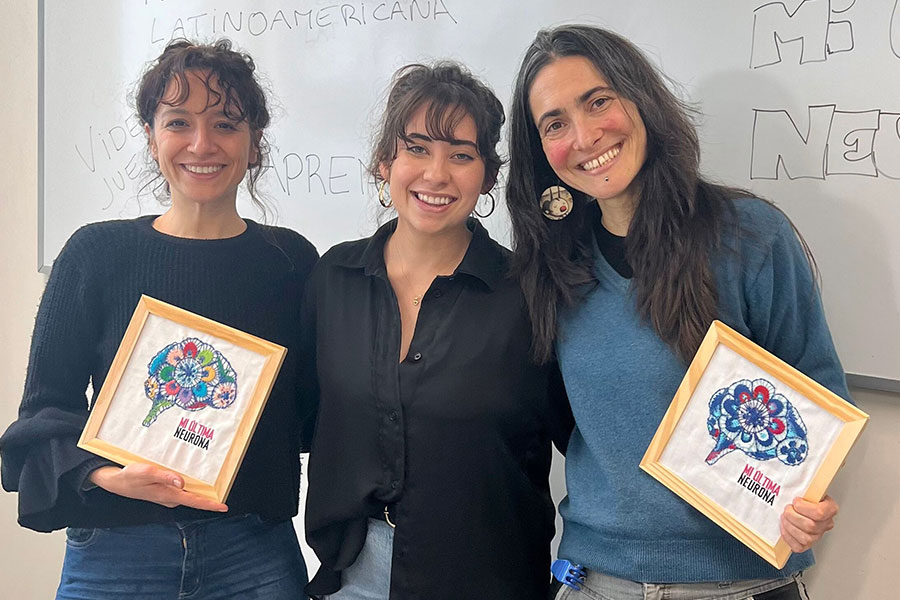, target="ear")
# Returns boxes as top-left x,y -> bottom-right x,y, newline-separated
378,161 -> 391,184
481,170 -> 498,195
145,123 -> 158,161
249,131 -> 262,167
